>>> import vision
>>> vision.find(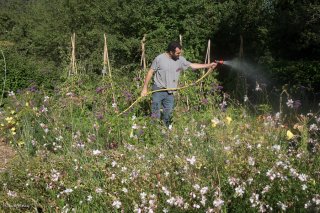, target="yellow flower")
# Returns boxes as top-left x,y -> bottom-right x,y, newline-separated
10,110 -> 15,114
11,127 -> 16,132
5,117 -> 13,123
286,130 -> 294,140
225,116 -> 232,125
26,102 -> 29,107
